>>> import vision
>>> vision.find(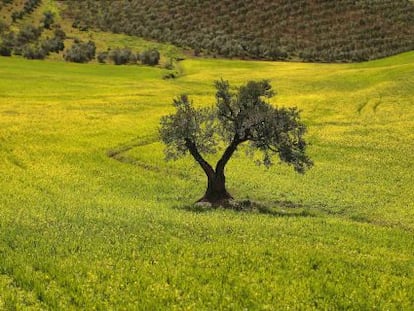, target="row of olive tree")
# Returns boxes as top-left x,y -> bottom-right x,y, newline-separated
11,0 -> 41,22
0,23 -> 65,59
63,39 -> 96,63
96,48 -> 160,66
63,0 -> 414,62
